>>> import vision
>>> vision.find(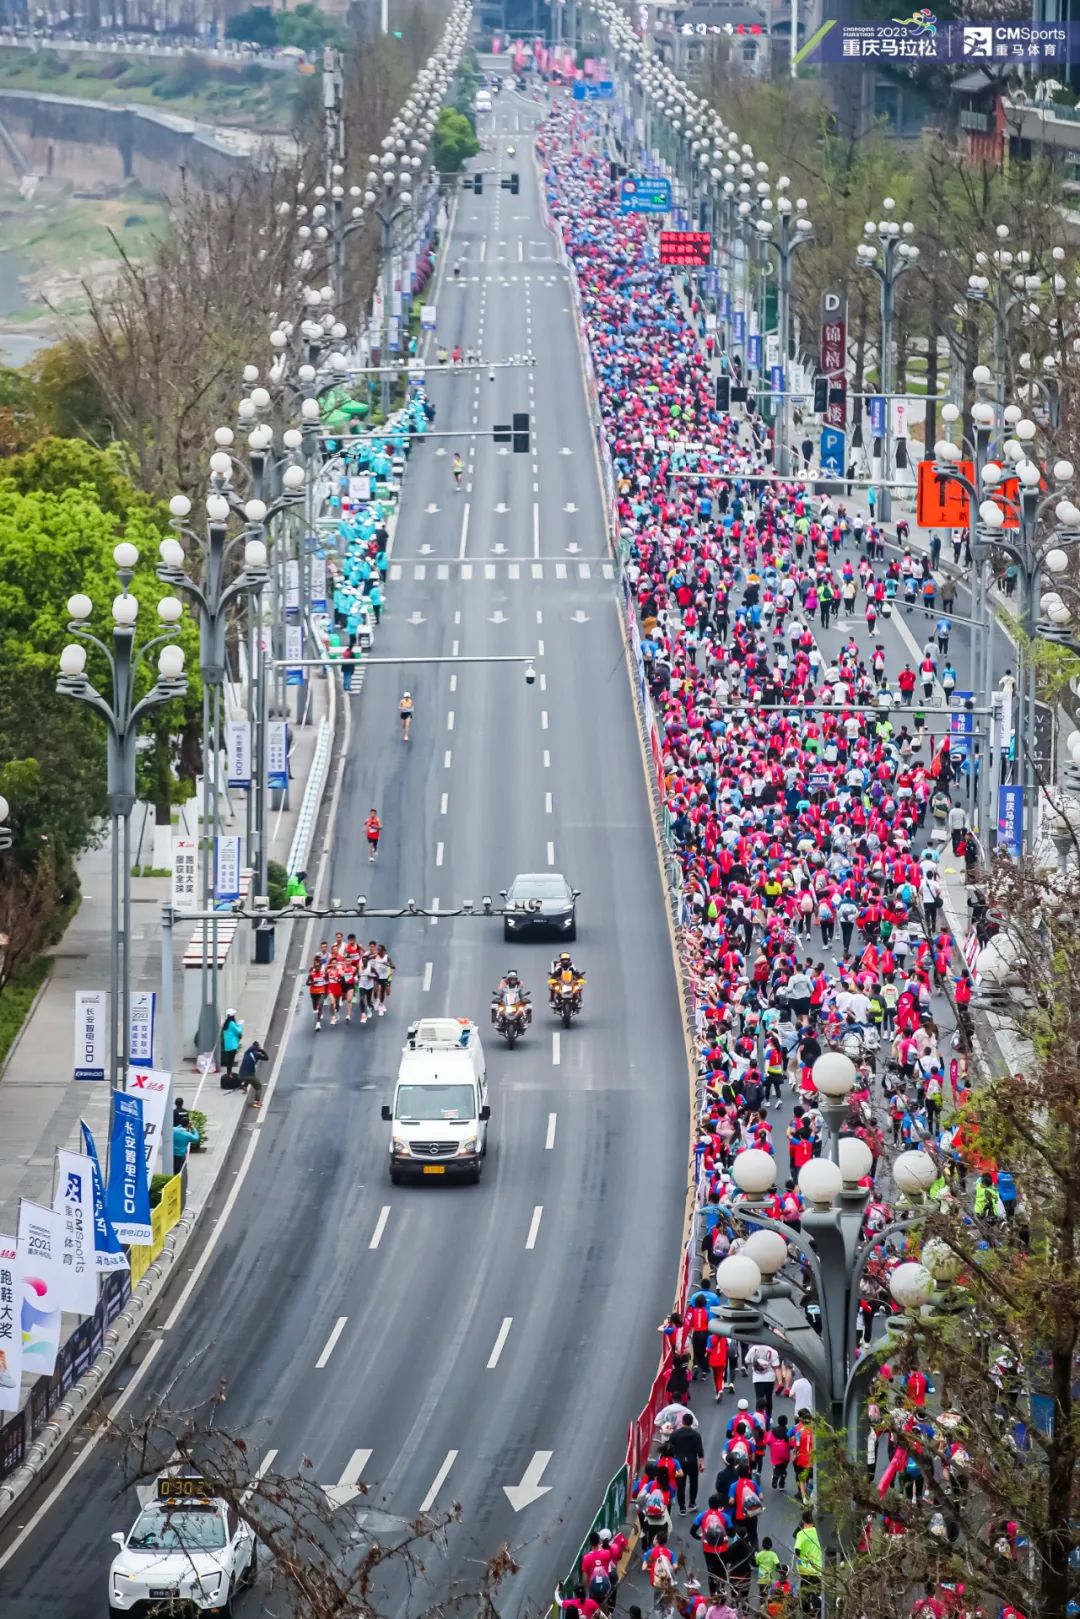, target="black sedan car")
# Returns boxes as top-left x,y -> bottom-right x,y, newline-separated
502,873 -> 579,941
